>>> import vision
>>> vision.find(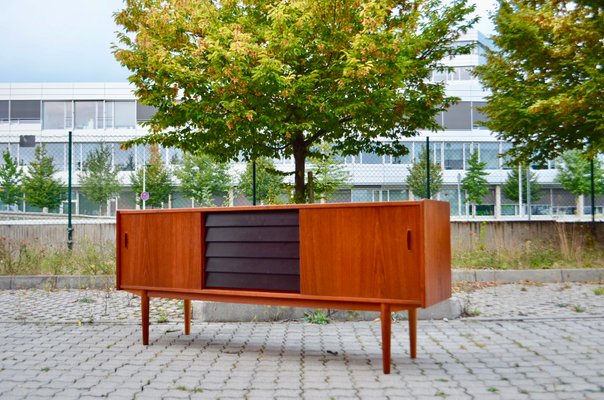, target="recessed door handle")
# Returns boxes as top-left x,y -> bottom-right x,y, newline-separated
407,229 -> 412,250
124,233 -> 128,249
